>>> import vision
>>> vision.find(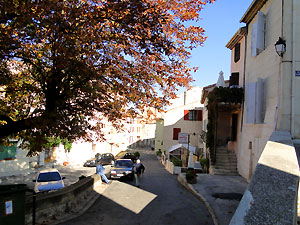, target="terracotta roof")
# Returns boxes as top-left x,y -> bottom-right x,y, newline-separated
226,27 -> 247,50
240,0 -> 269,24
